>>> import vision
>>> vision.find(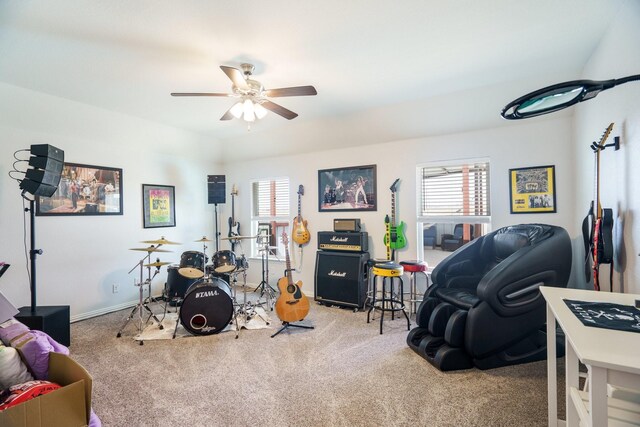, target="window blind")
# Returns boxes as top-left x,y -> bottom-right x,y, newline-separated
252,178 -> 289,218
420,162 -> 490,218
